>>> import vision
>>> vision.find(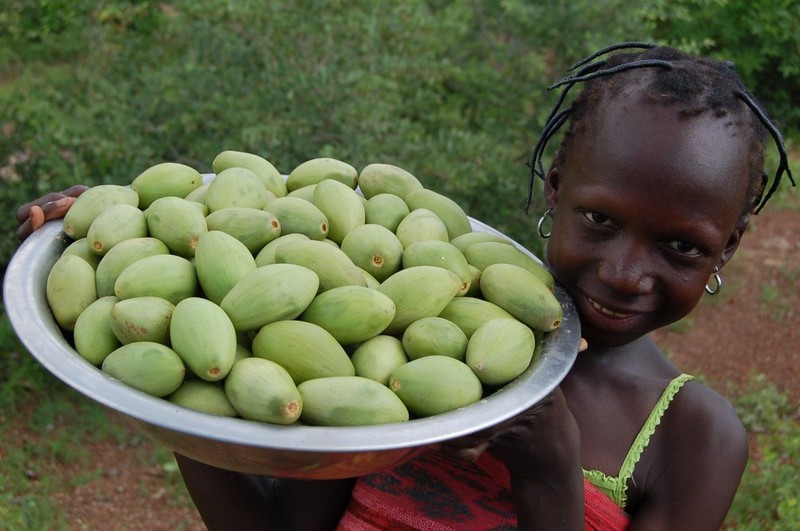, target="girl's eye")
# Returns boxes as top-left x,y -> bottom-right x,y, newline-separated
583,211 -> 612,226
667,240 -> 701,256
